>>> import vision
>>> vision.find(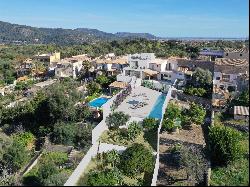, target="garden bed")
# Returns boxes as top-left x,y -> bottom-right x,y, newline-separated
22,150 -> 82,186
100,129 -> 158,152
77,144 -> 155,186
